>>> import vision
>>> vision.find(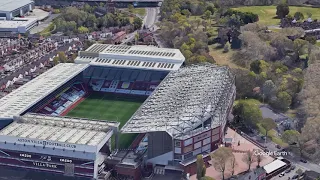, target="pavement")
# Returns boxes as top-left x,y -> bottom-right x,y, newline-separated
29,14 -> 60,35
271,163 -> 307,180
143,8 -> 158,29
